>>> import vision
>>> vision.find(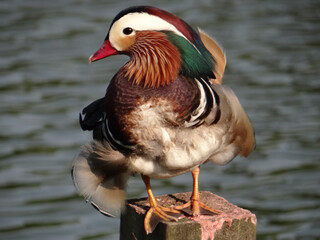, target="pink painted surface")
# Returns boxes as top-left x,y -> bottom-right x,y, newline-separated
190,192 -> 256,240
127,191 -> 256,240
